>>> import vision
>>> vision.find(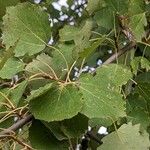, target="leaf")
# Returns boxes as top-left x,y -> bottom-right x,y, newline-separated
0,57 -> 25,79
135,72 -> 150,83
26,83 -> 52,102
86,0 -> 105,15
0,88 -> 9,116
43,121 -> 68,141
129,13 -> 147,41
2,3 -> 51,57
59,20 -> 93,53
77,64 -> 132,119
74,20 -> 93,53
25,53 -> 56,77
10,80 -> 28,106
94,0 -> 128,29
29,84 -> 83,122
128,0 -> 145,16
130,57 -> 150,75
29,120 -> 69,150
127,93 -> 150,130
89,118 -> 113,127
0,44 -> 16,69
61,113 -> 88,138
43,113 -> 88,140
94,8 -> 114,29
59,25 -> 79,42
79,36 -> 106,60
98,123 -> 150,150
26,44 -> 75,79
126,70 -> 150,130
0,0 -> 20,20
